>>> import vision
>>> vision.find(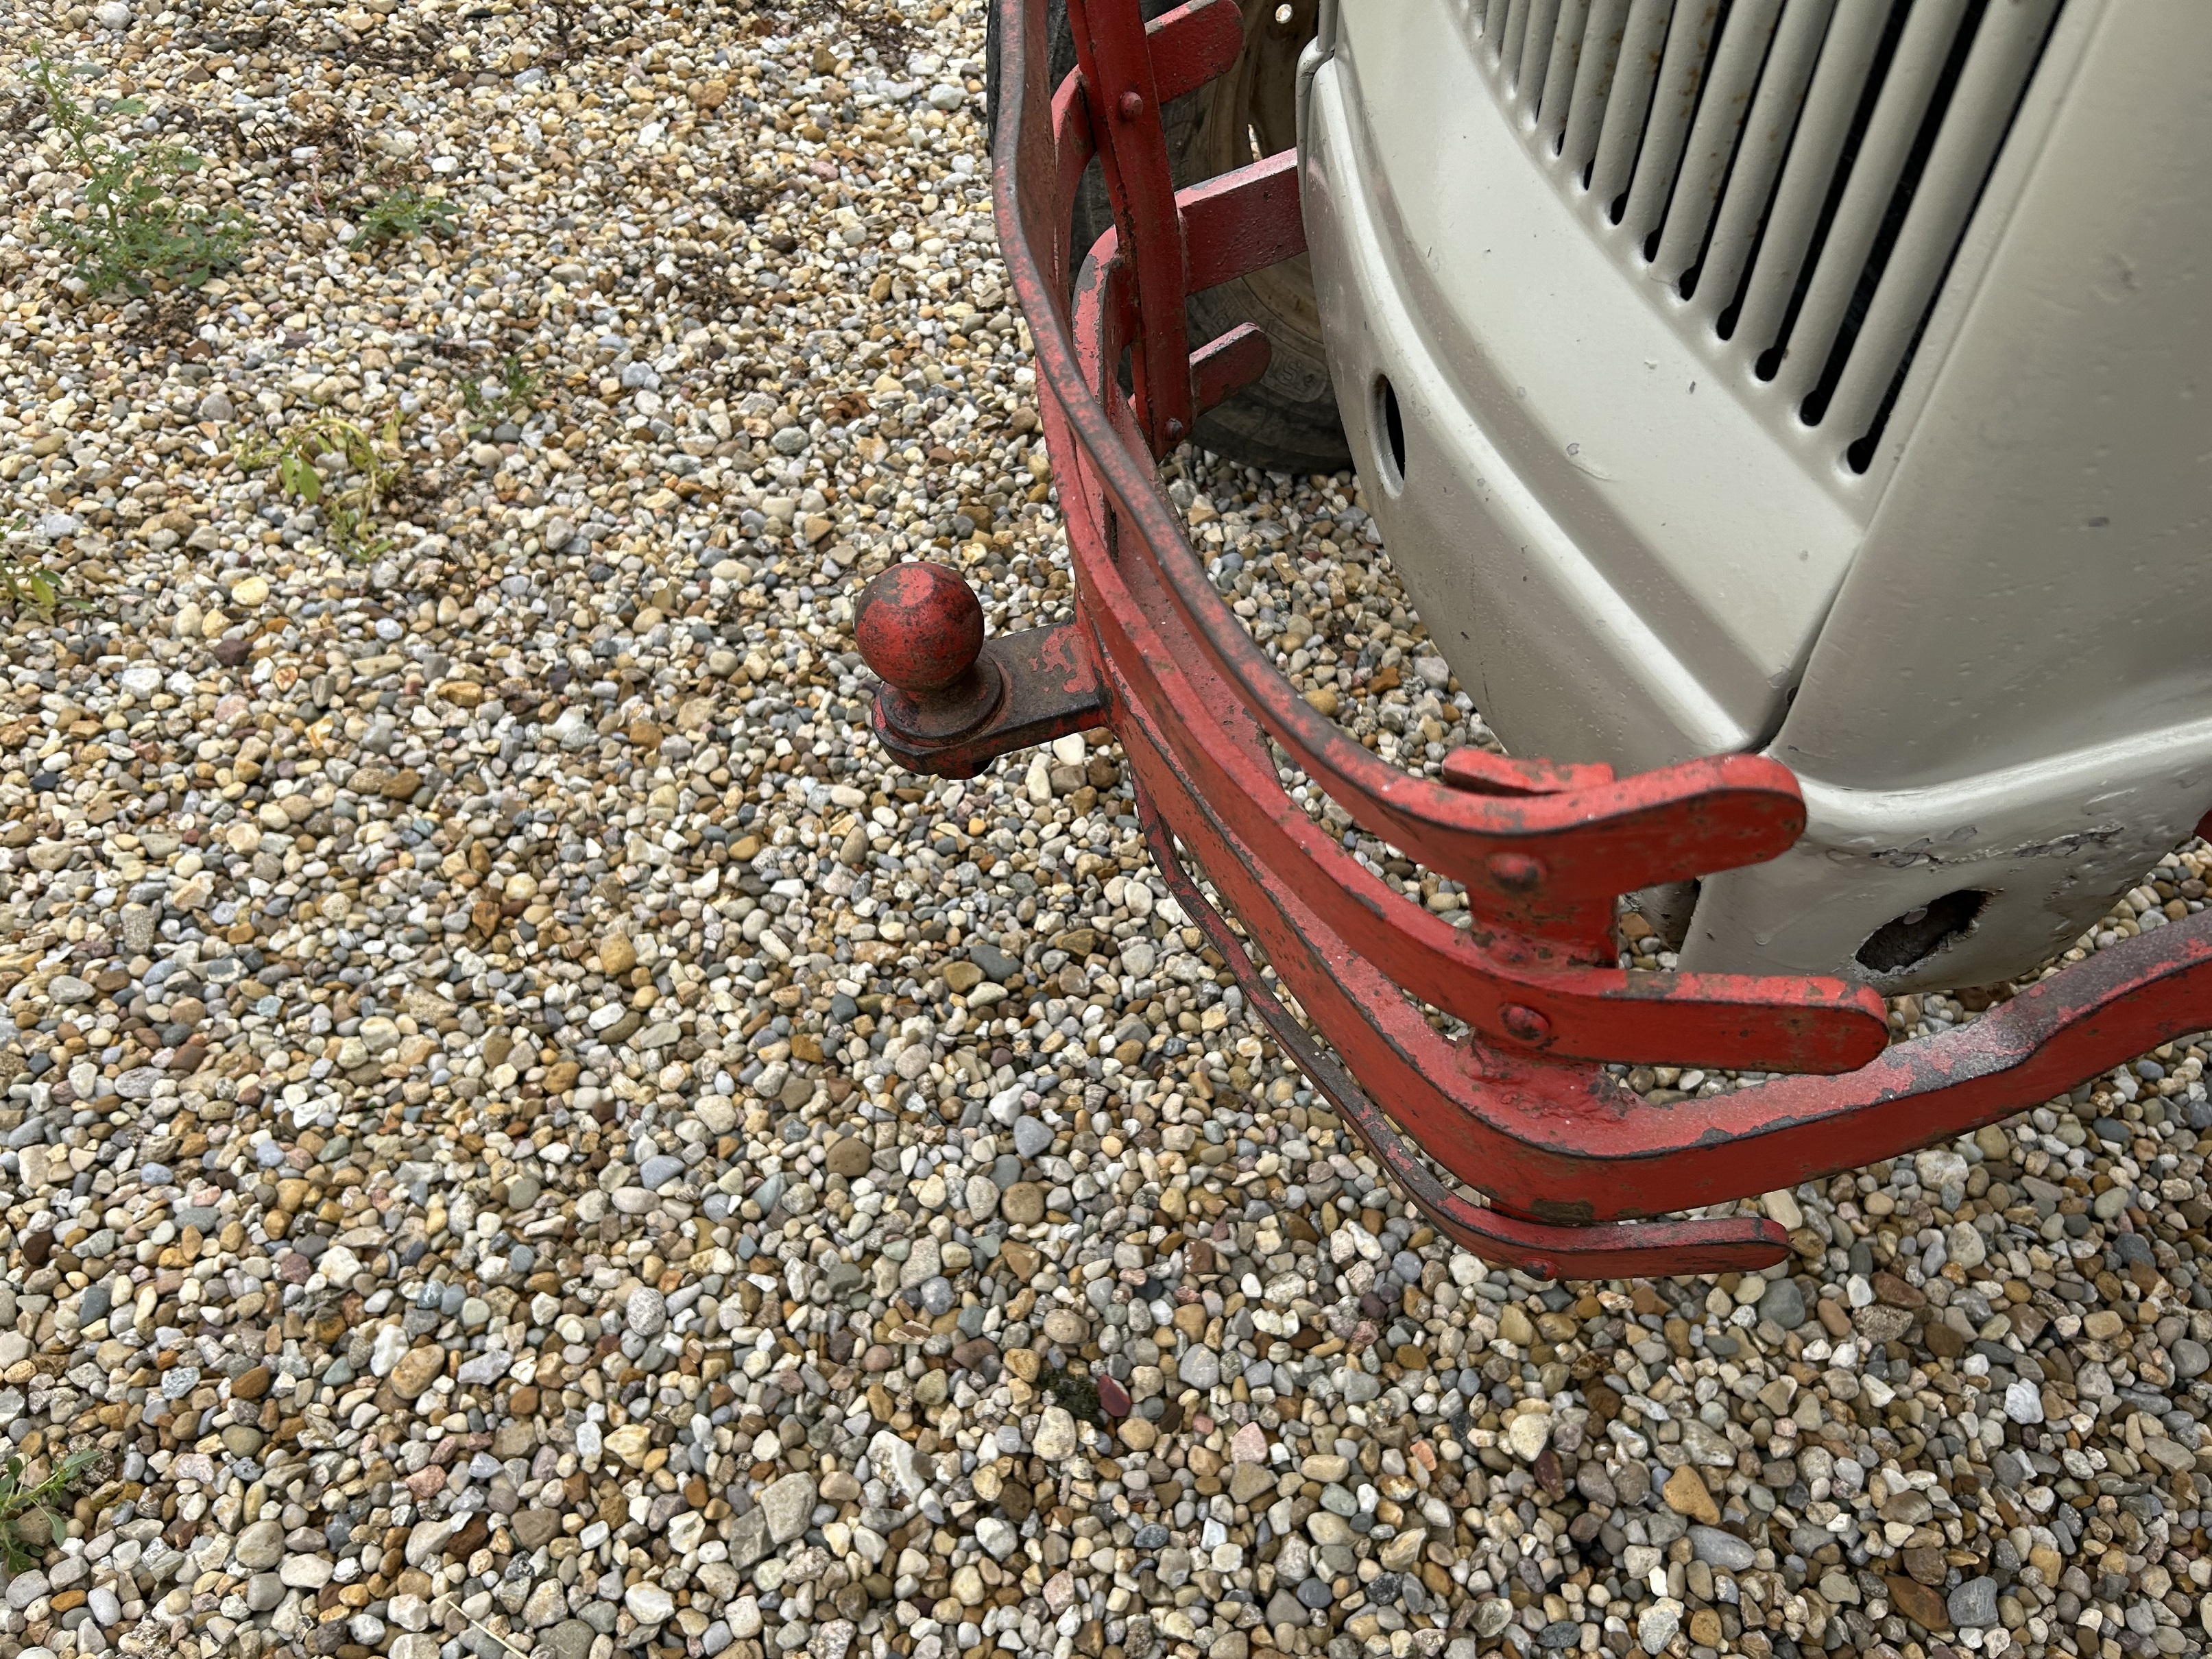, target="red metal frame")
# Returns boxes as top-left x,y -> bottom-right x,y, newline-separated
852,0 -> 2212,1277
